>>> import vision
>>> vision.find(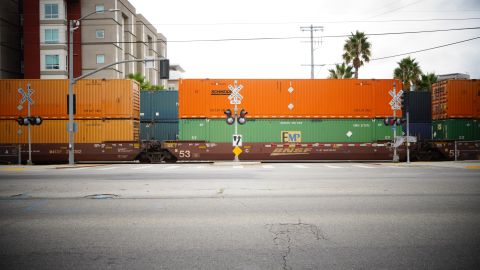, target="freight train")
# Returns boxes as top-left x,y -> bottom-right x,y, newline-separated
0,78 -> 479,164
